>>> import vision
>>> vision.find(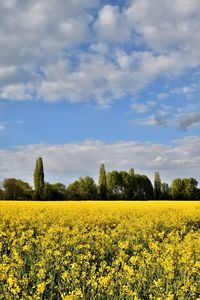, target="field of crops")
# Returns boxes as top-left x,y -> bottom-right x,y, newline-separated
0,201 -> 200,300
